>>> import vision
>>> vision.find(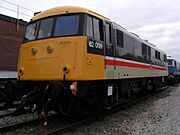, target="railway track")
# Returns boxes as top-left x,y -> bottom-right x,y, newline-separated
0,116 -> 39,133
0,101 -> 21,110
0,104 -> 30,119
0,115 -> 41,133
0,111 -> 58,133
0,86 -> 169,134
0,111 -> 15,119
